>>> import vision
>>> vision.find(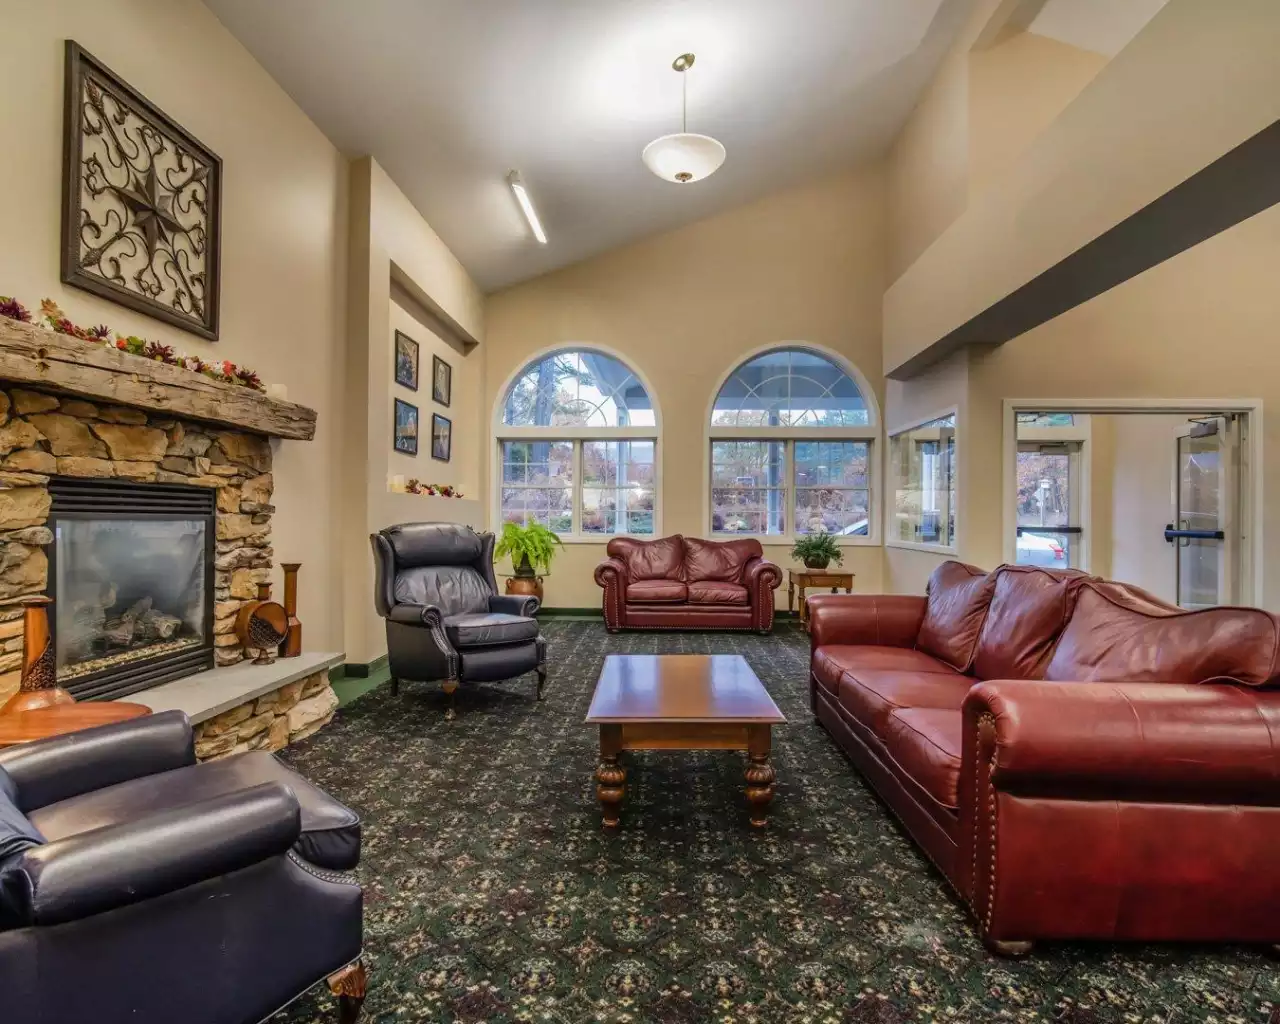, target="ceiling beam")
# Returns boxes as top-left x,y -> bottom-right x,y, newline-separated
971,0 -> 1052,50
